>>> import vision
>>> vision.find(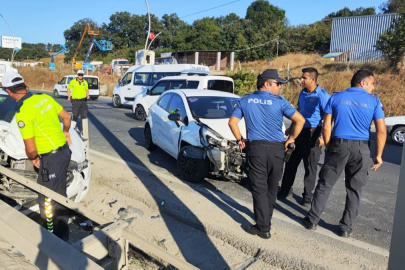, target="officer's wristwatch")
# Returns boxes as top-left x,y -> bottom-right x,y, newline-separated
236,136 -> 244,144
